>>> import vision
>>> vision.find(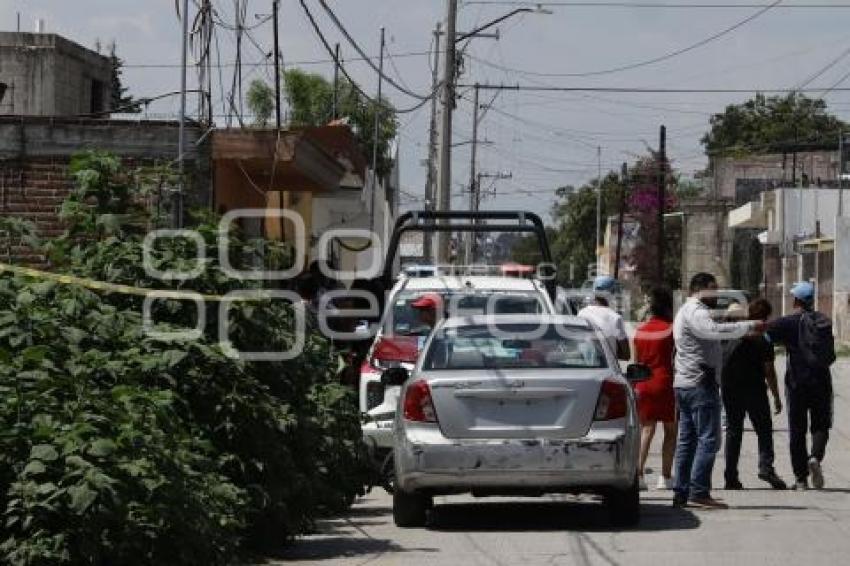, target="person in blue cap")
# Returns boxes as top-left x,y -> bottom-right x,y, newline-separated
578,275 -> 630,361
766,281 -> 836,490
